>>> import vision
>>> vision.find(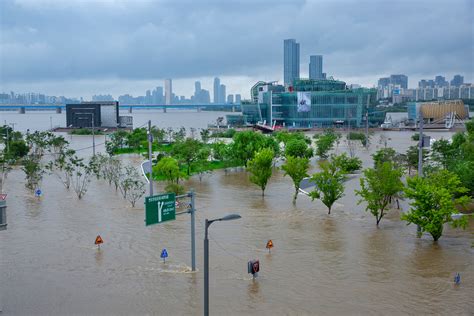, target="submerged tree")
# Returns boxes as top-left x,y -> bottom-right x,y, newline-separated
247,148 -> 274,196
331,153 -> 362,173
231,130 -> 279,166
22,155 -> 44,191
155,156 -> 181,183
47,148 -> 78,189
172,138 -> 203,175
356,161 -> 404,226
401,170 -> 470,241
72,157 -> 93,199
285,138 -> 313,159
314,130 -> 340,159
165,182 -> 185,195
310,160 -> 346,214
281,156 -> 309,204
119,165 -> 146,207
